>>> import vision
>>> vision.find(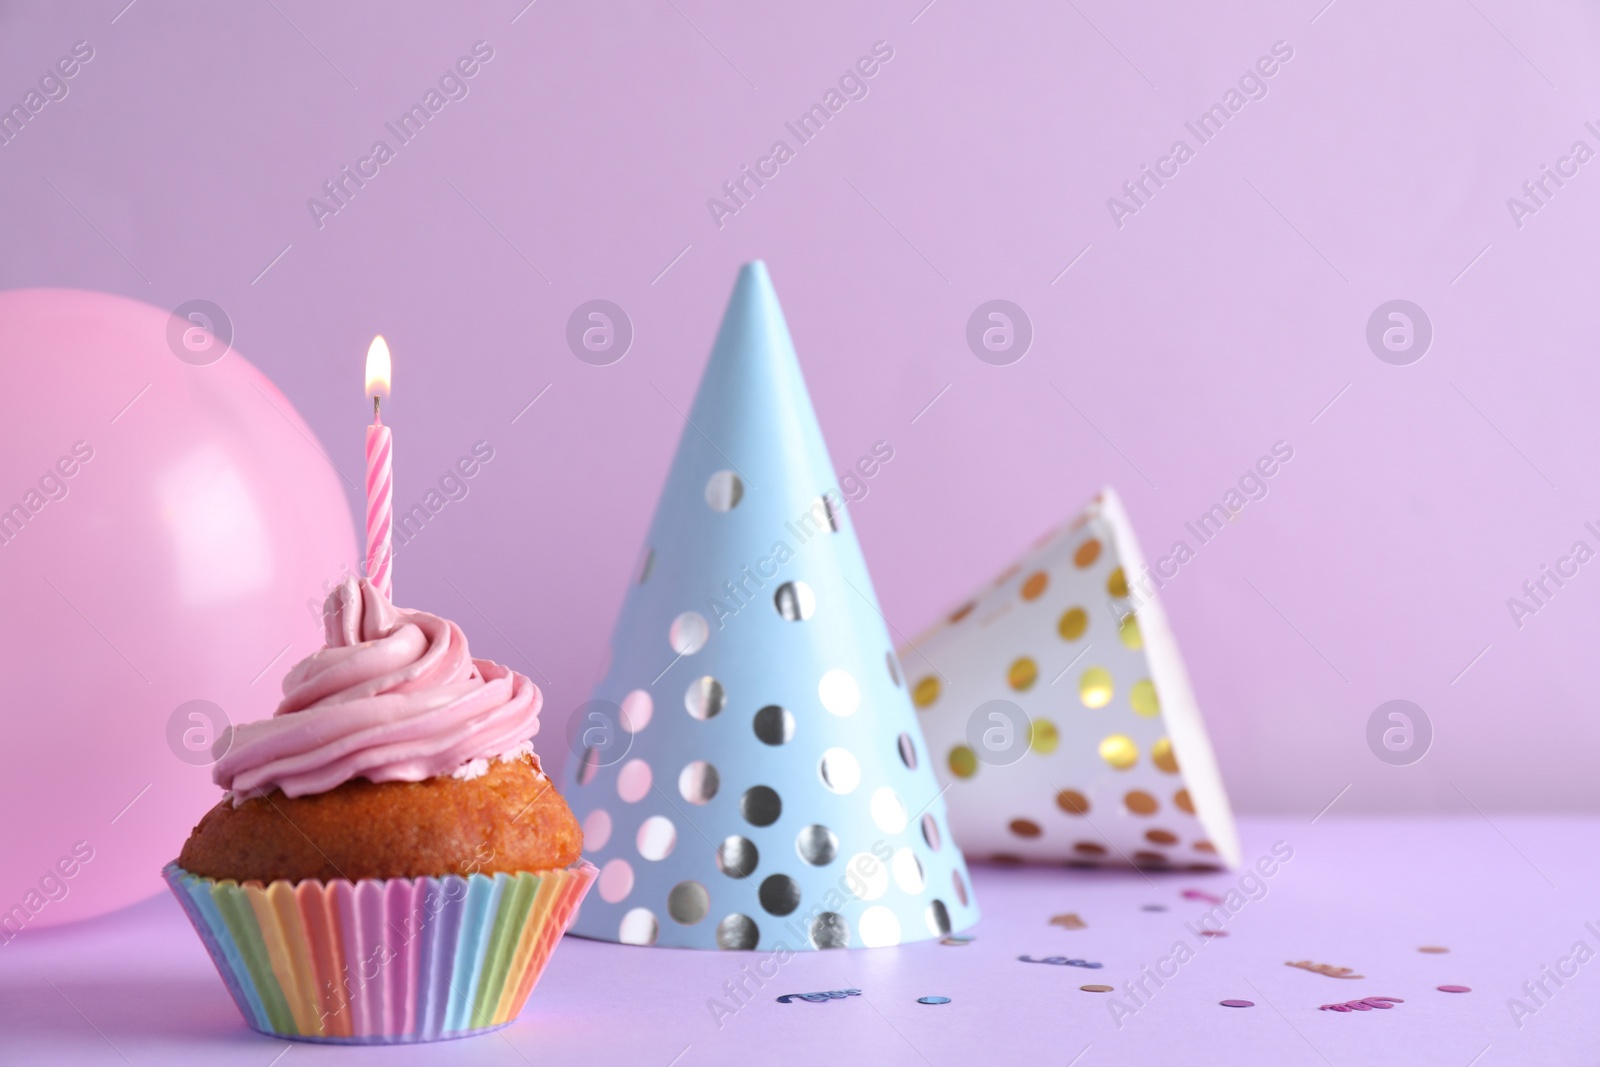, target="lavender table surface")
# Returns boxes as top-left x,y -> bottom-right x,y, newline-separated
3,816 -> 1594,1067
